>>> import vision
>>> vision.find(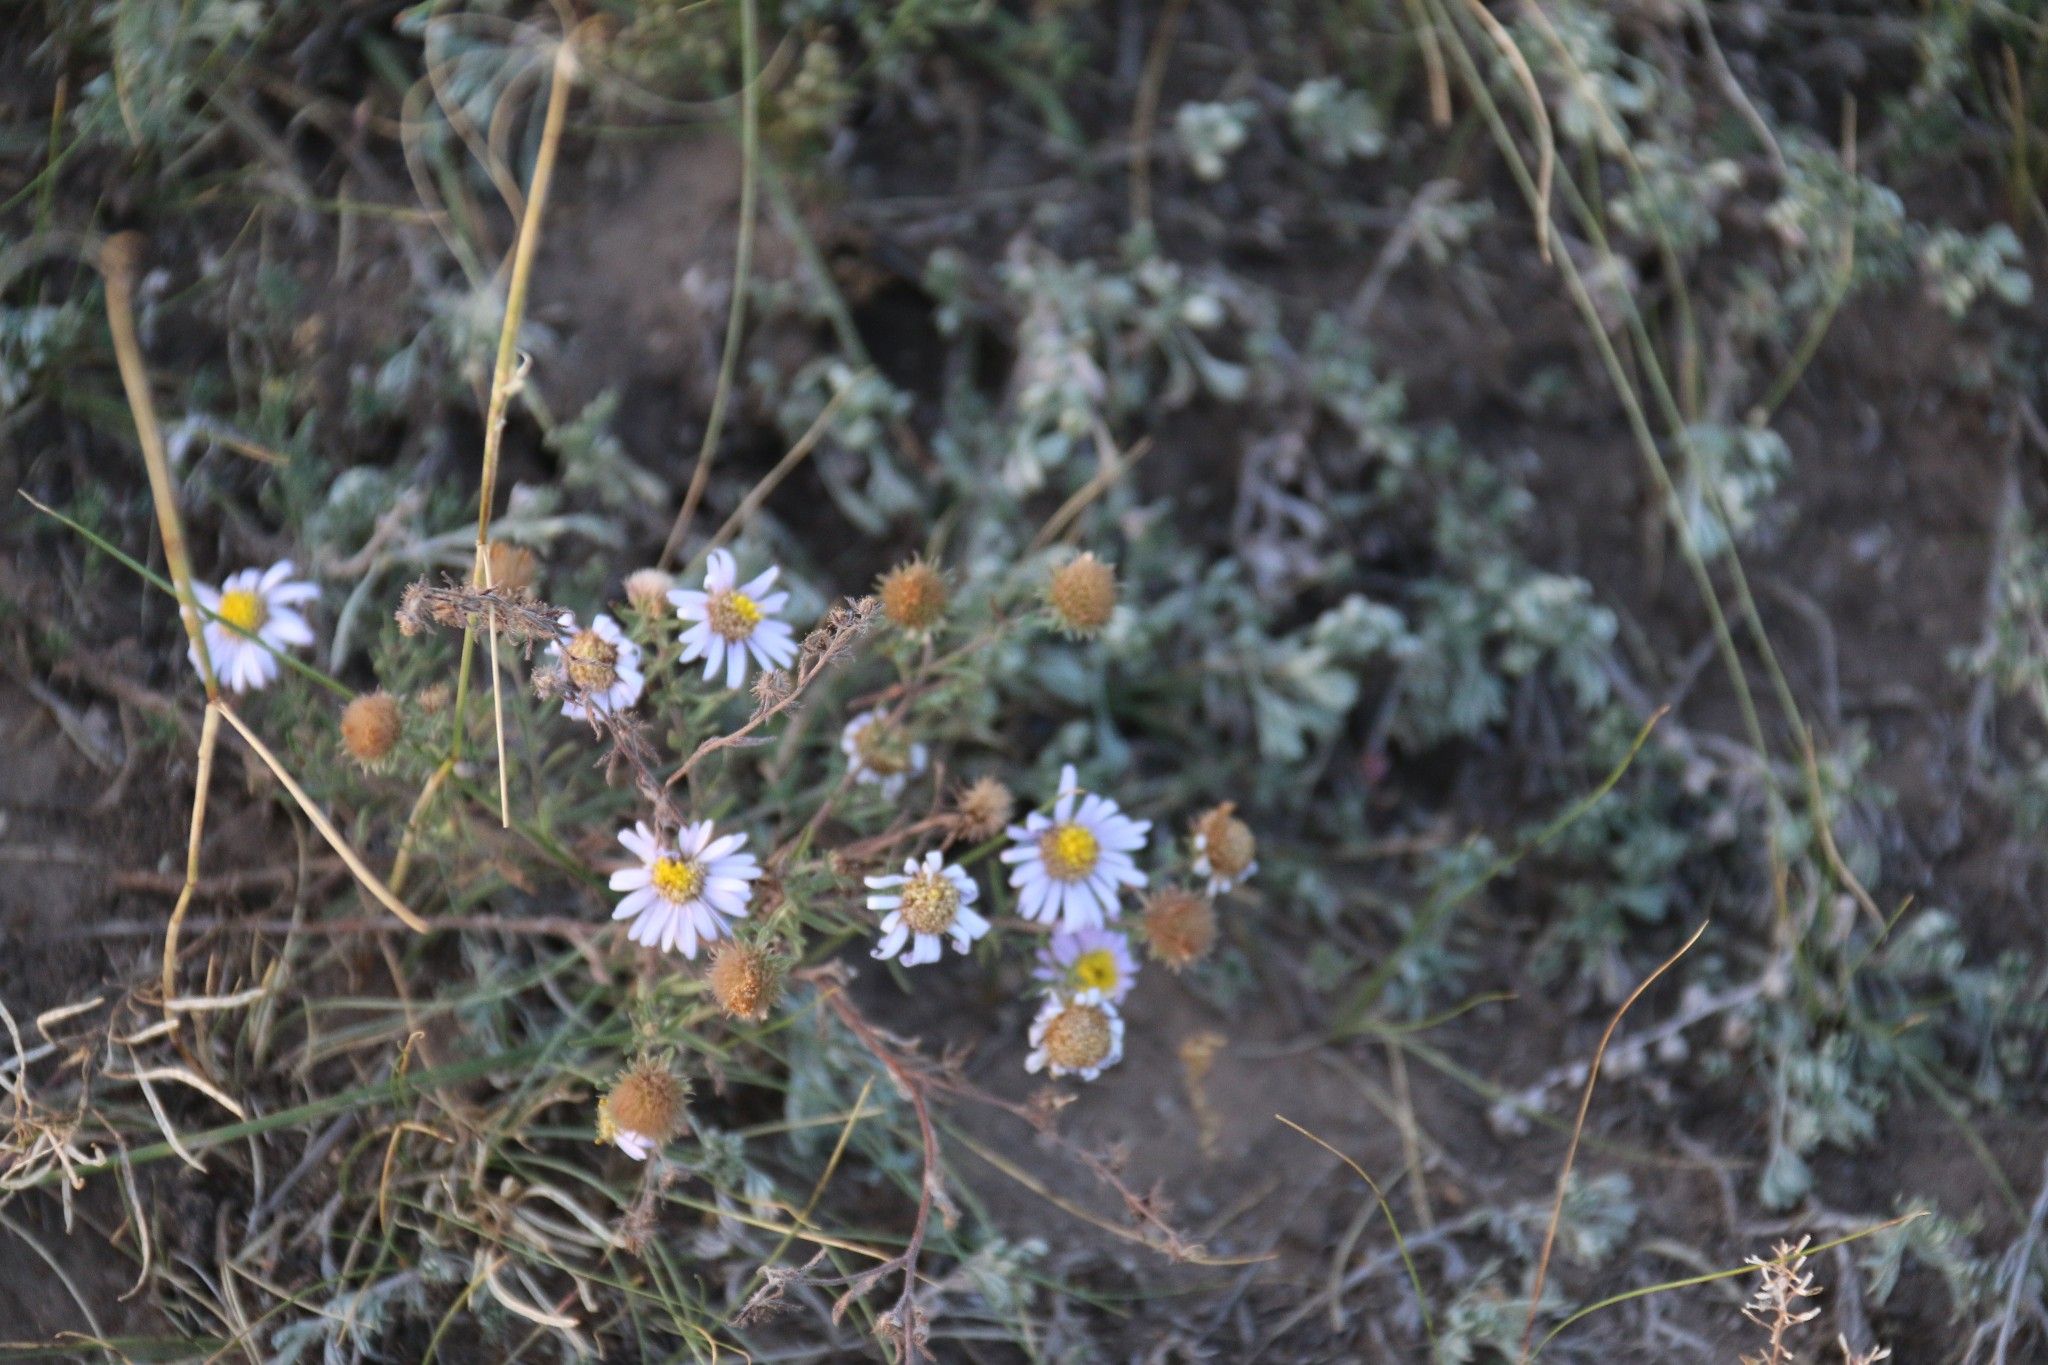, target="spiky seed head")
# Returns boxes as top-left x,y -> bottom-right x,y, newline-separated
1141,886 -> 1216,971
1047,552 -> 1116,636
413,682 -> 452,714
339,692 -> 402,767
953,777 -> 1015,842
624,568 -> 675,616
708,940 -> 781,1021
479,540 -> 539,593
751,667 -> 794,710
1193,802 -> 1256,879
1040,1000 -> 1114,1073
603,1060 -> 690,1143
878,557 -> 948,634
